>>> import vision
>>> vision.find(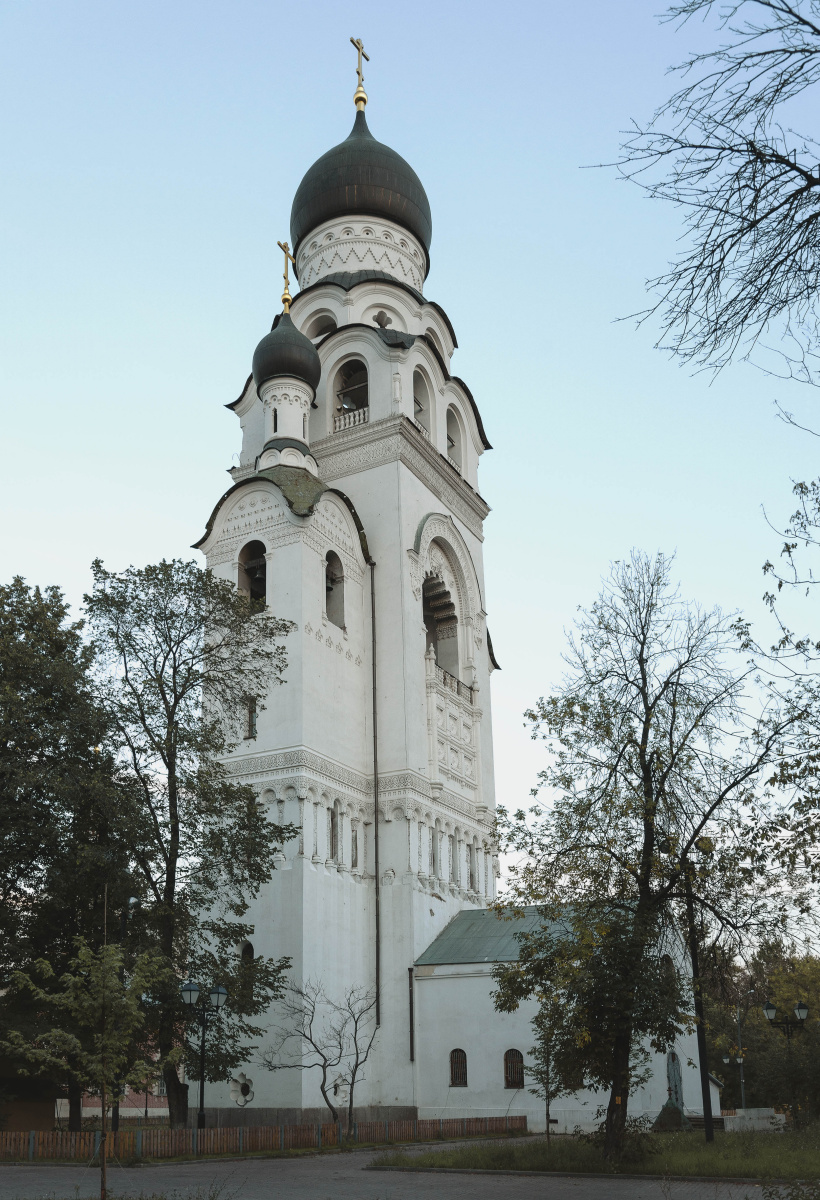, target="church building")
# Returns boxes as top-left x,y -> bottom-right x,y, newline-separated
194,44 -> 706,1130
